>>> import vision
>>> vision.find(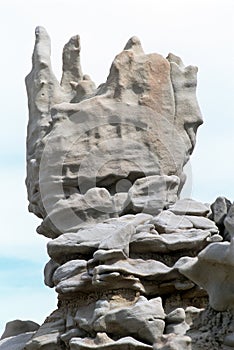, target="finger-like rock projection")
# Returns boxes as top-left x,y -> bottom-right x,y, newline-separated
25,26 -> 203,238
